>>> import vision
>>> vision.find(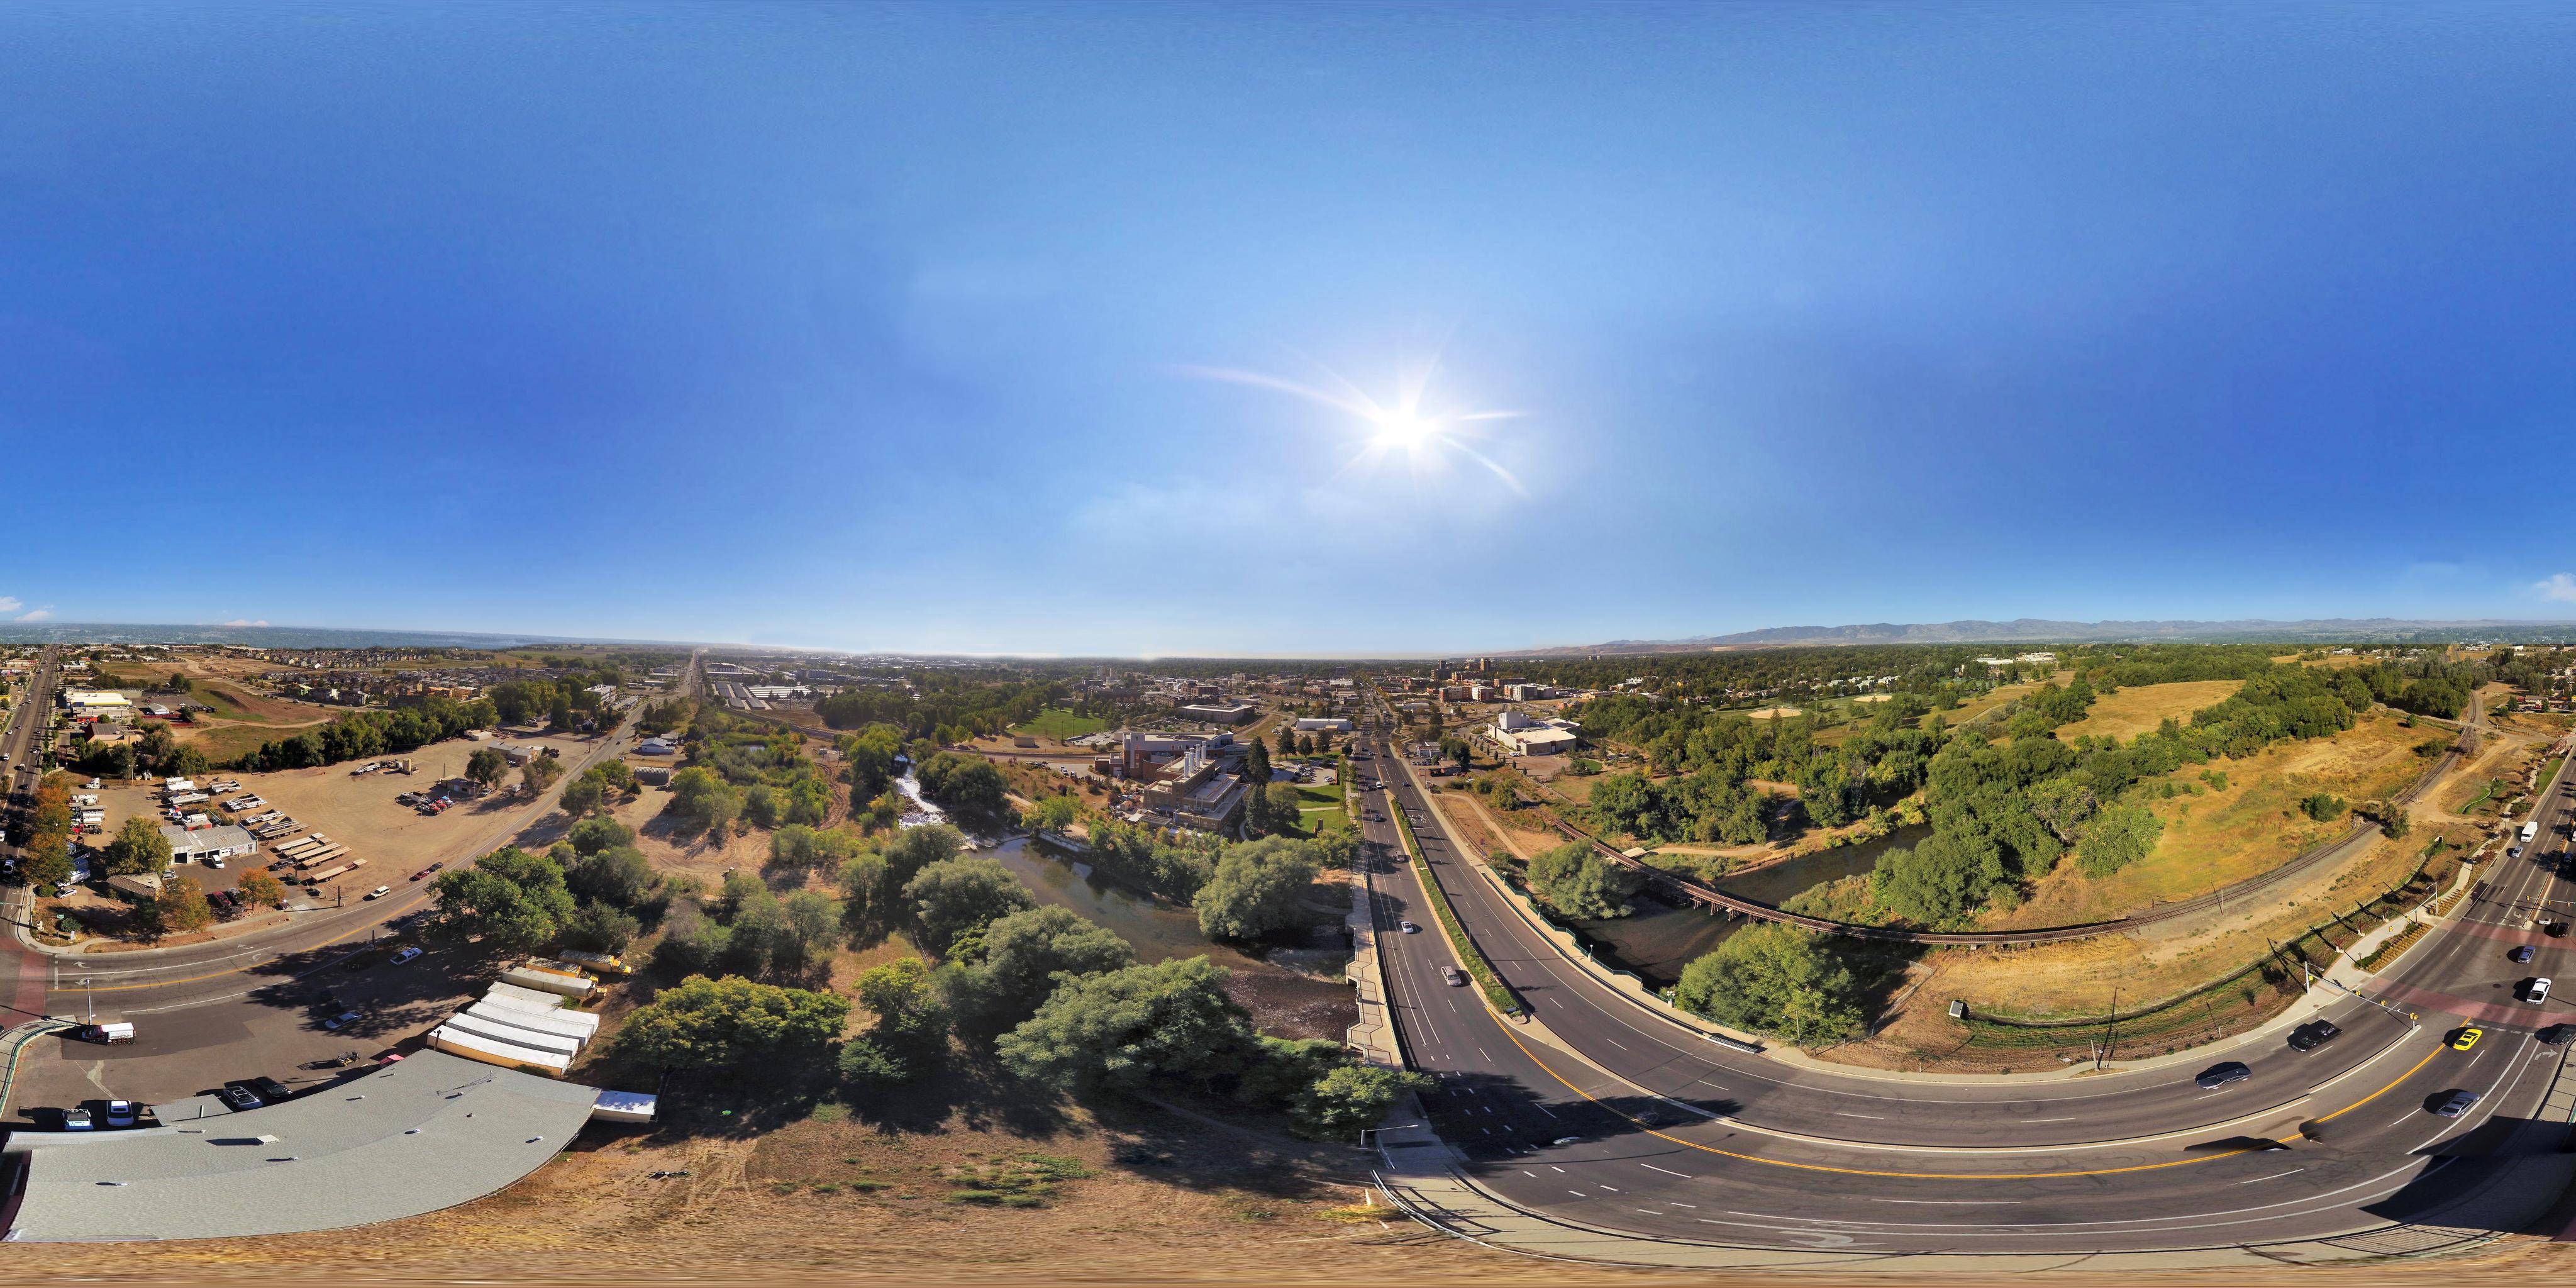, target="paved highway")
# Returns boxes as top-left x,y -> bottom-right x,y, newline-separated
1351,694 -> 2576,1257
